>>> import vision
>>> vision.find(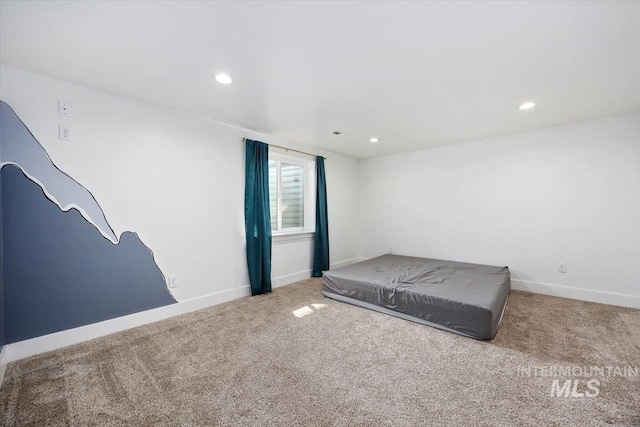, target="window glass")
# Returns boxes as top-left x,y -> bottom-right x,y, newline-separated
280,163 -> 304,228
268,160 -> 278,230
268,152 -> 314,234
